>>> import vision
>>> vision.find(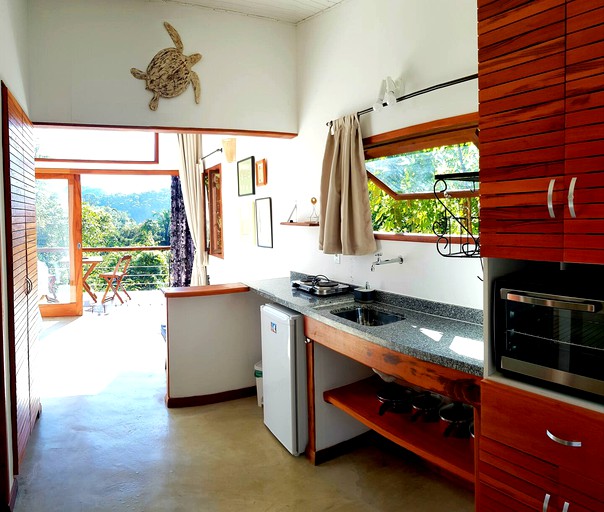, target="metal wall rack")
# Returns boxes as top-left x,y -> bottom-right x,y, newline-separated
432,172 -> 480,258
